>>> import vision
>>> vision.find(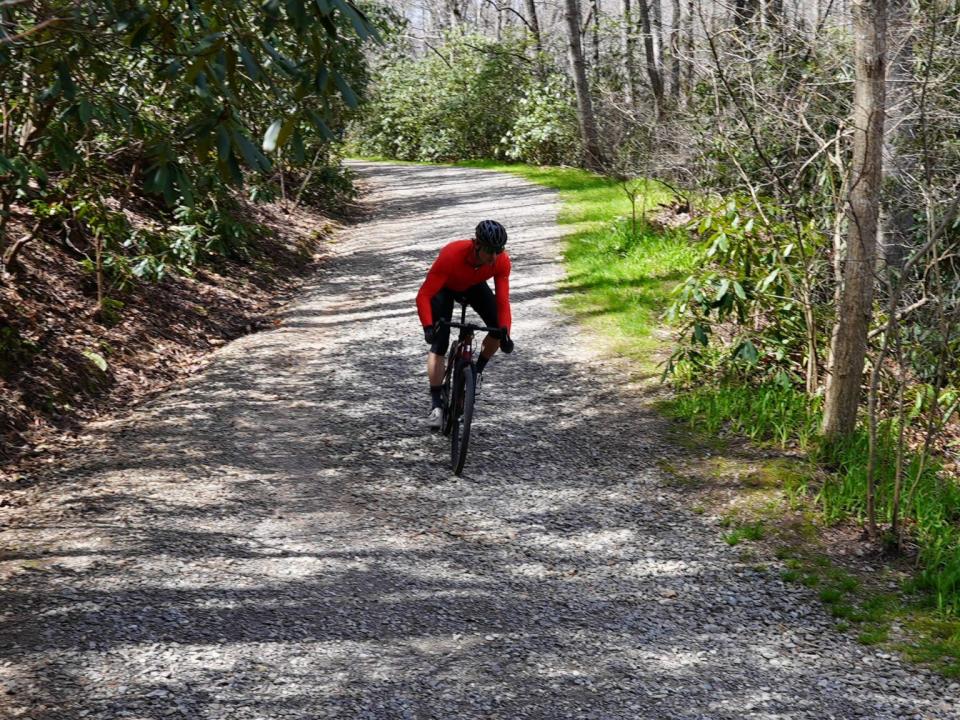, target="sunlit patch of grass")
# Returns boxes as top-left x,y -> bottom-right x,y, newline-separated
453,161 -> 698,373
820,588 -> 843,603
900,616 -> 960,677
858,625 -> 890,645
